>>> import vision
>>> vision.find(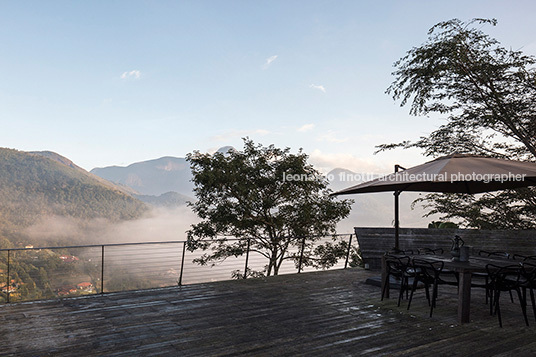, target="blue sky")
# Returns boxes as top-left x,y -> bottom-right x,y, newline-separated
2,0 -> 536,172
